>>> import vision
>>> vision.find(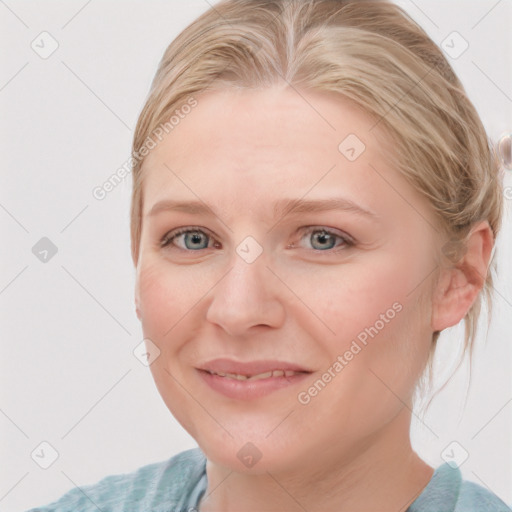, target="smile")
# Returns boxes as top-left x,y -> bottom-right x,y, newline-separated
206,369 -> 303,380
197,359 -> 313,400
